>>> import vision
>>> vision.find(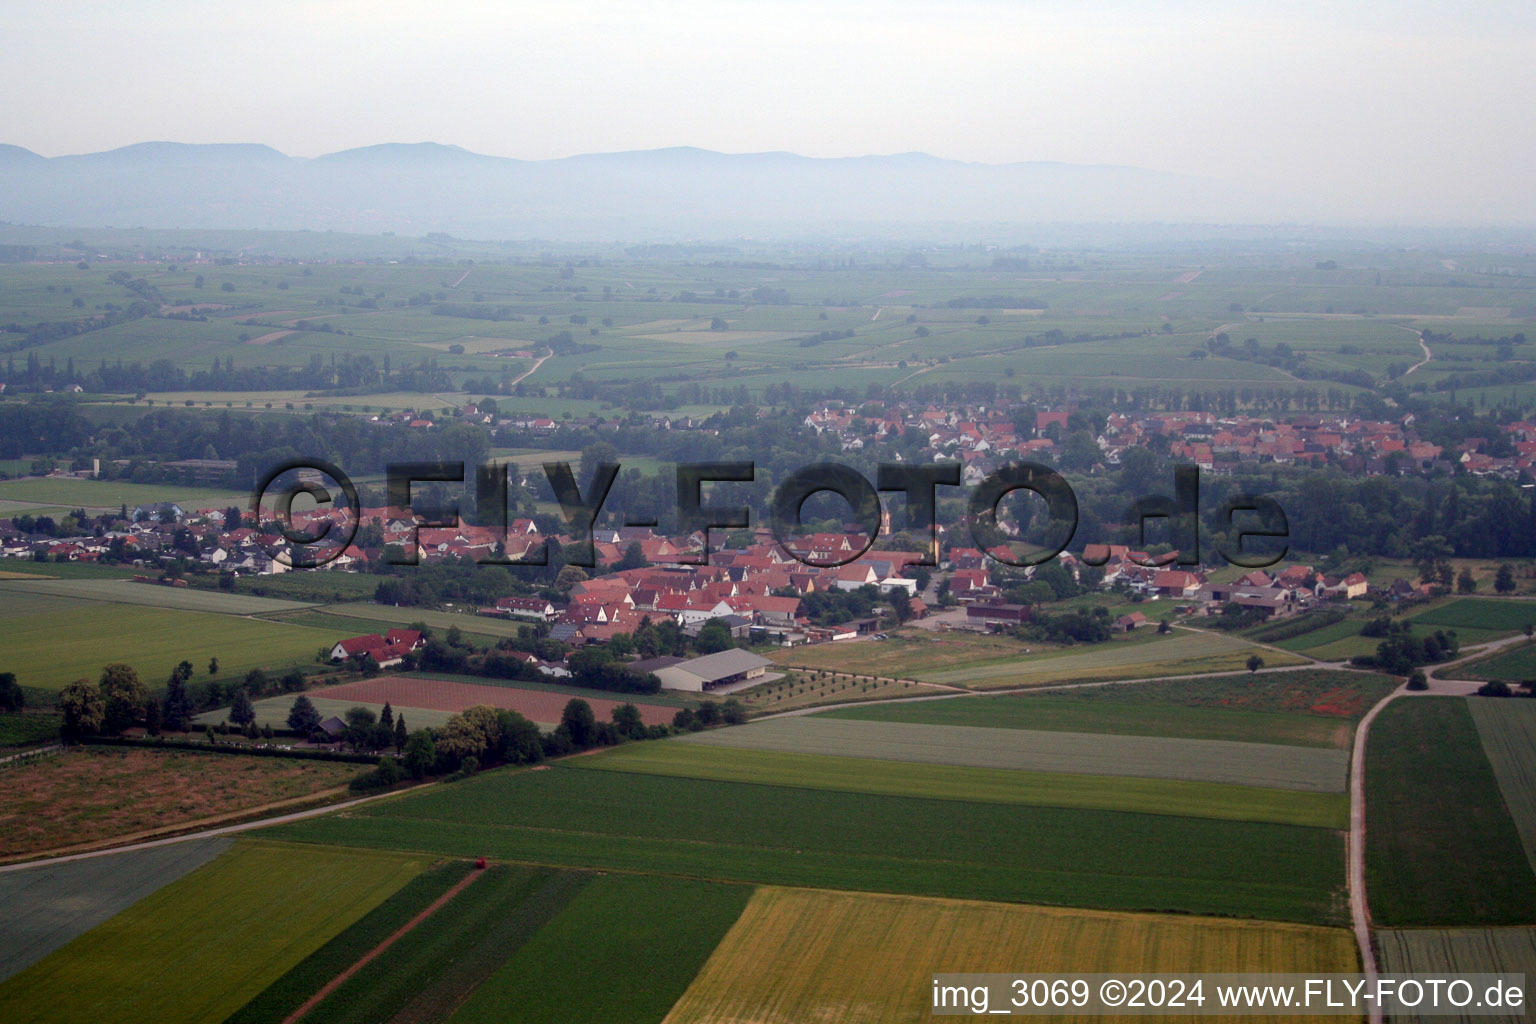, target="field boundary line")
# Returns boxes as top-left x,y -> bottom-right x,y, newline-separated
1348,682 -> 1404,1024
280,866 -> 487,1024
